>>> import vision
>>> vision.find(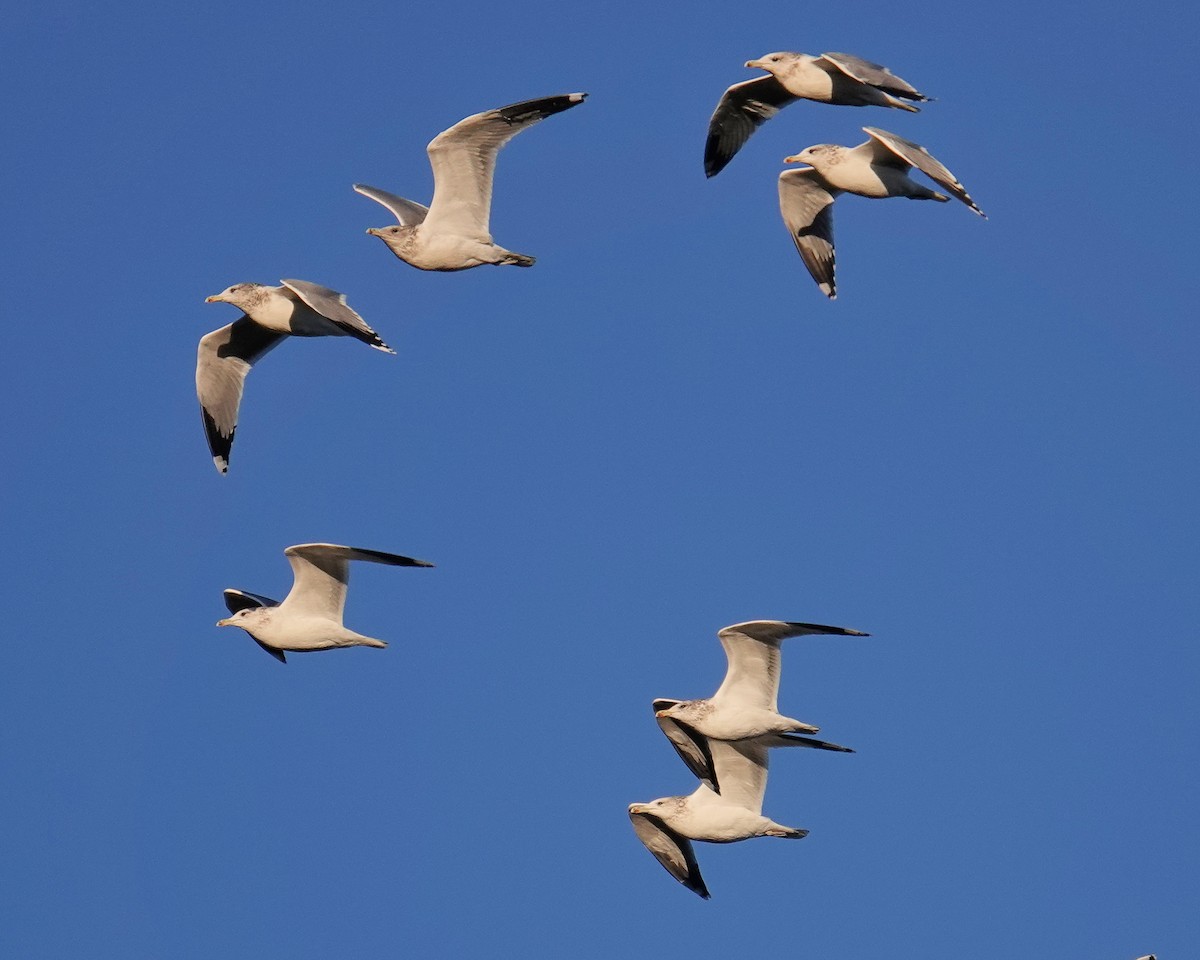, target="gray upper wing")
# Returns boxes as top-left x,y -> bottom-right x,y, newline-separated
352,184 -> 430,226
818,53 -> 929,101
704,76 -> 797,178
423,93 -> 586,237
196,318 -> 287,474
279,543 -> 433,621
629,810 -> 710,899
778,168 -> 840,299
861,127 -> 986,216
279,279 -> 393,352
